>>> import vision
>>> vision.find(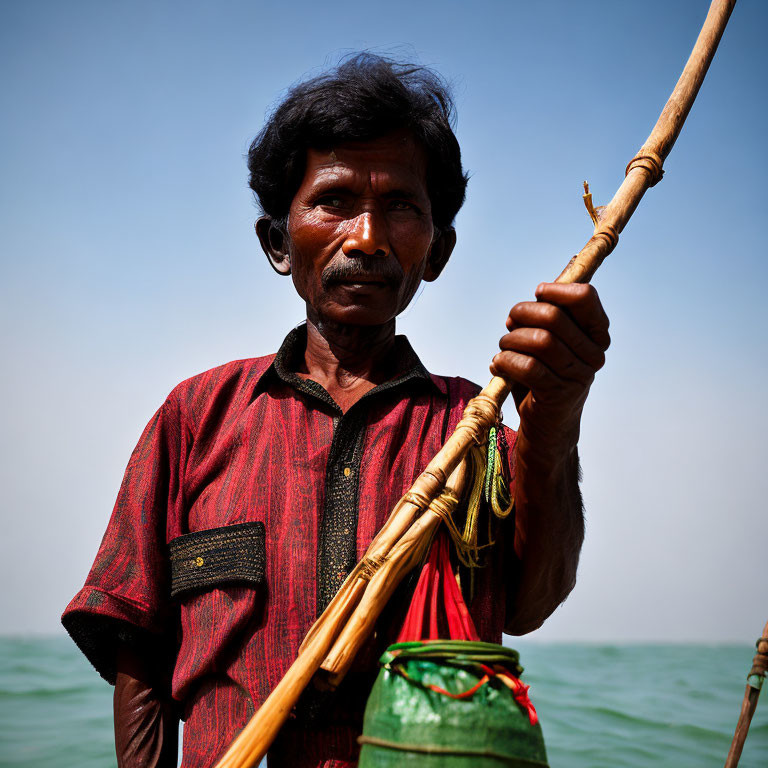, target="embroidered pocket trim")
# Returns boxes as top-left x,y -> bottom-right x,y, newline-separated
169,522 -> 266,599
